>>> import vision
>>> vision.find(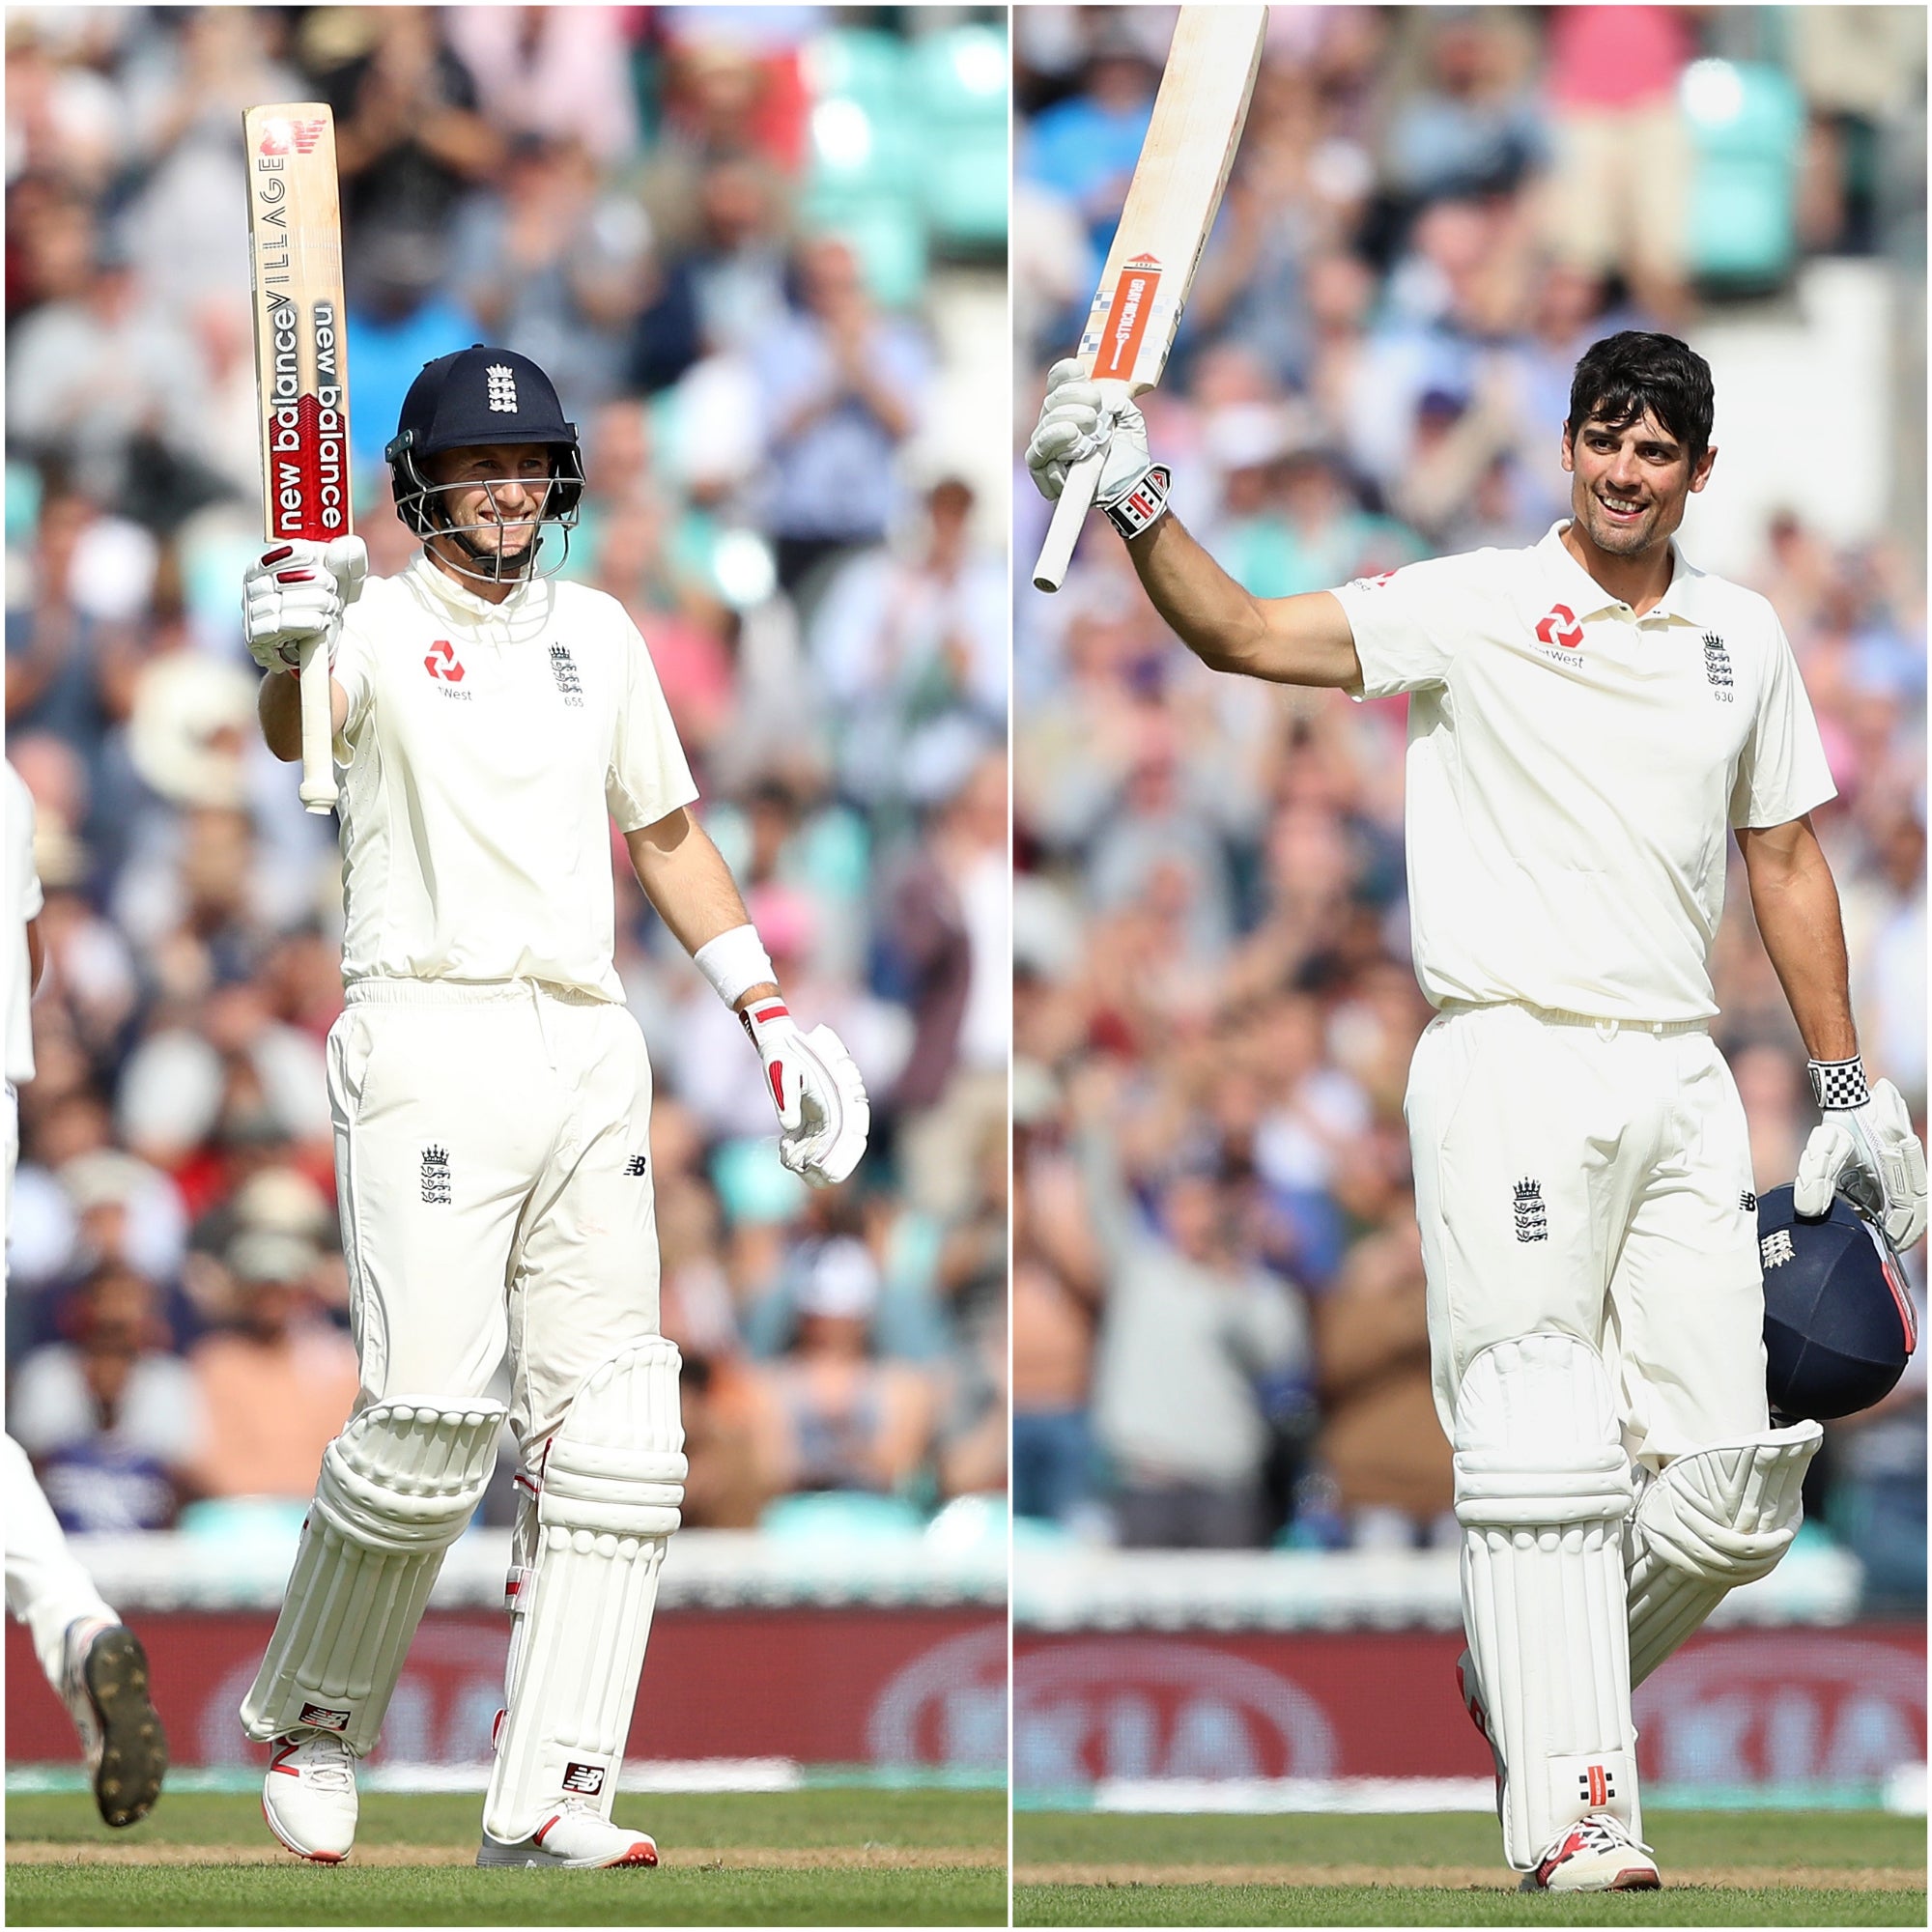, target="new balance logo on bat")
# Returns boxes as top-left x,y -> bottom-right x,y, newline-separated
487,364 -> 518,412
